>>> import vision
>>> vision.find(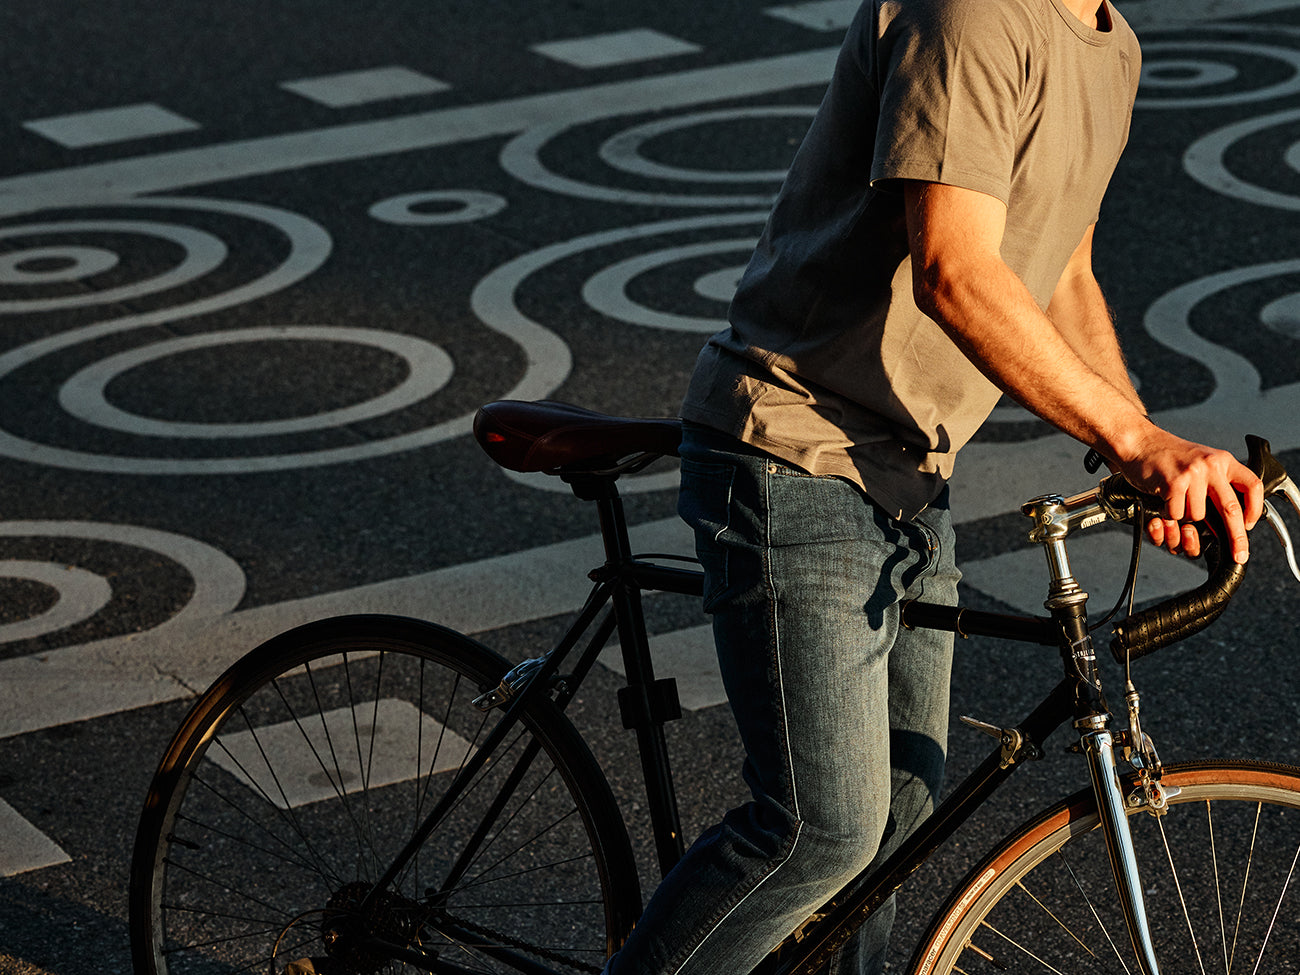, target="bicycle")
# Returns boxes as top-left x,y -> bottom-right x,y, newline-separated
129,398 -> 1300,975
